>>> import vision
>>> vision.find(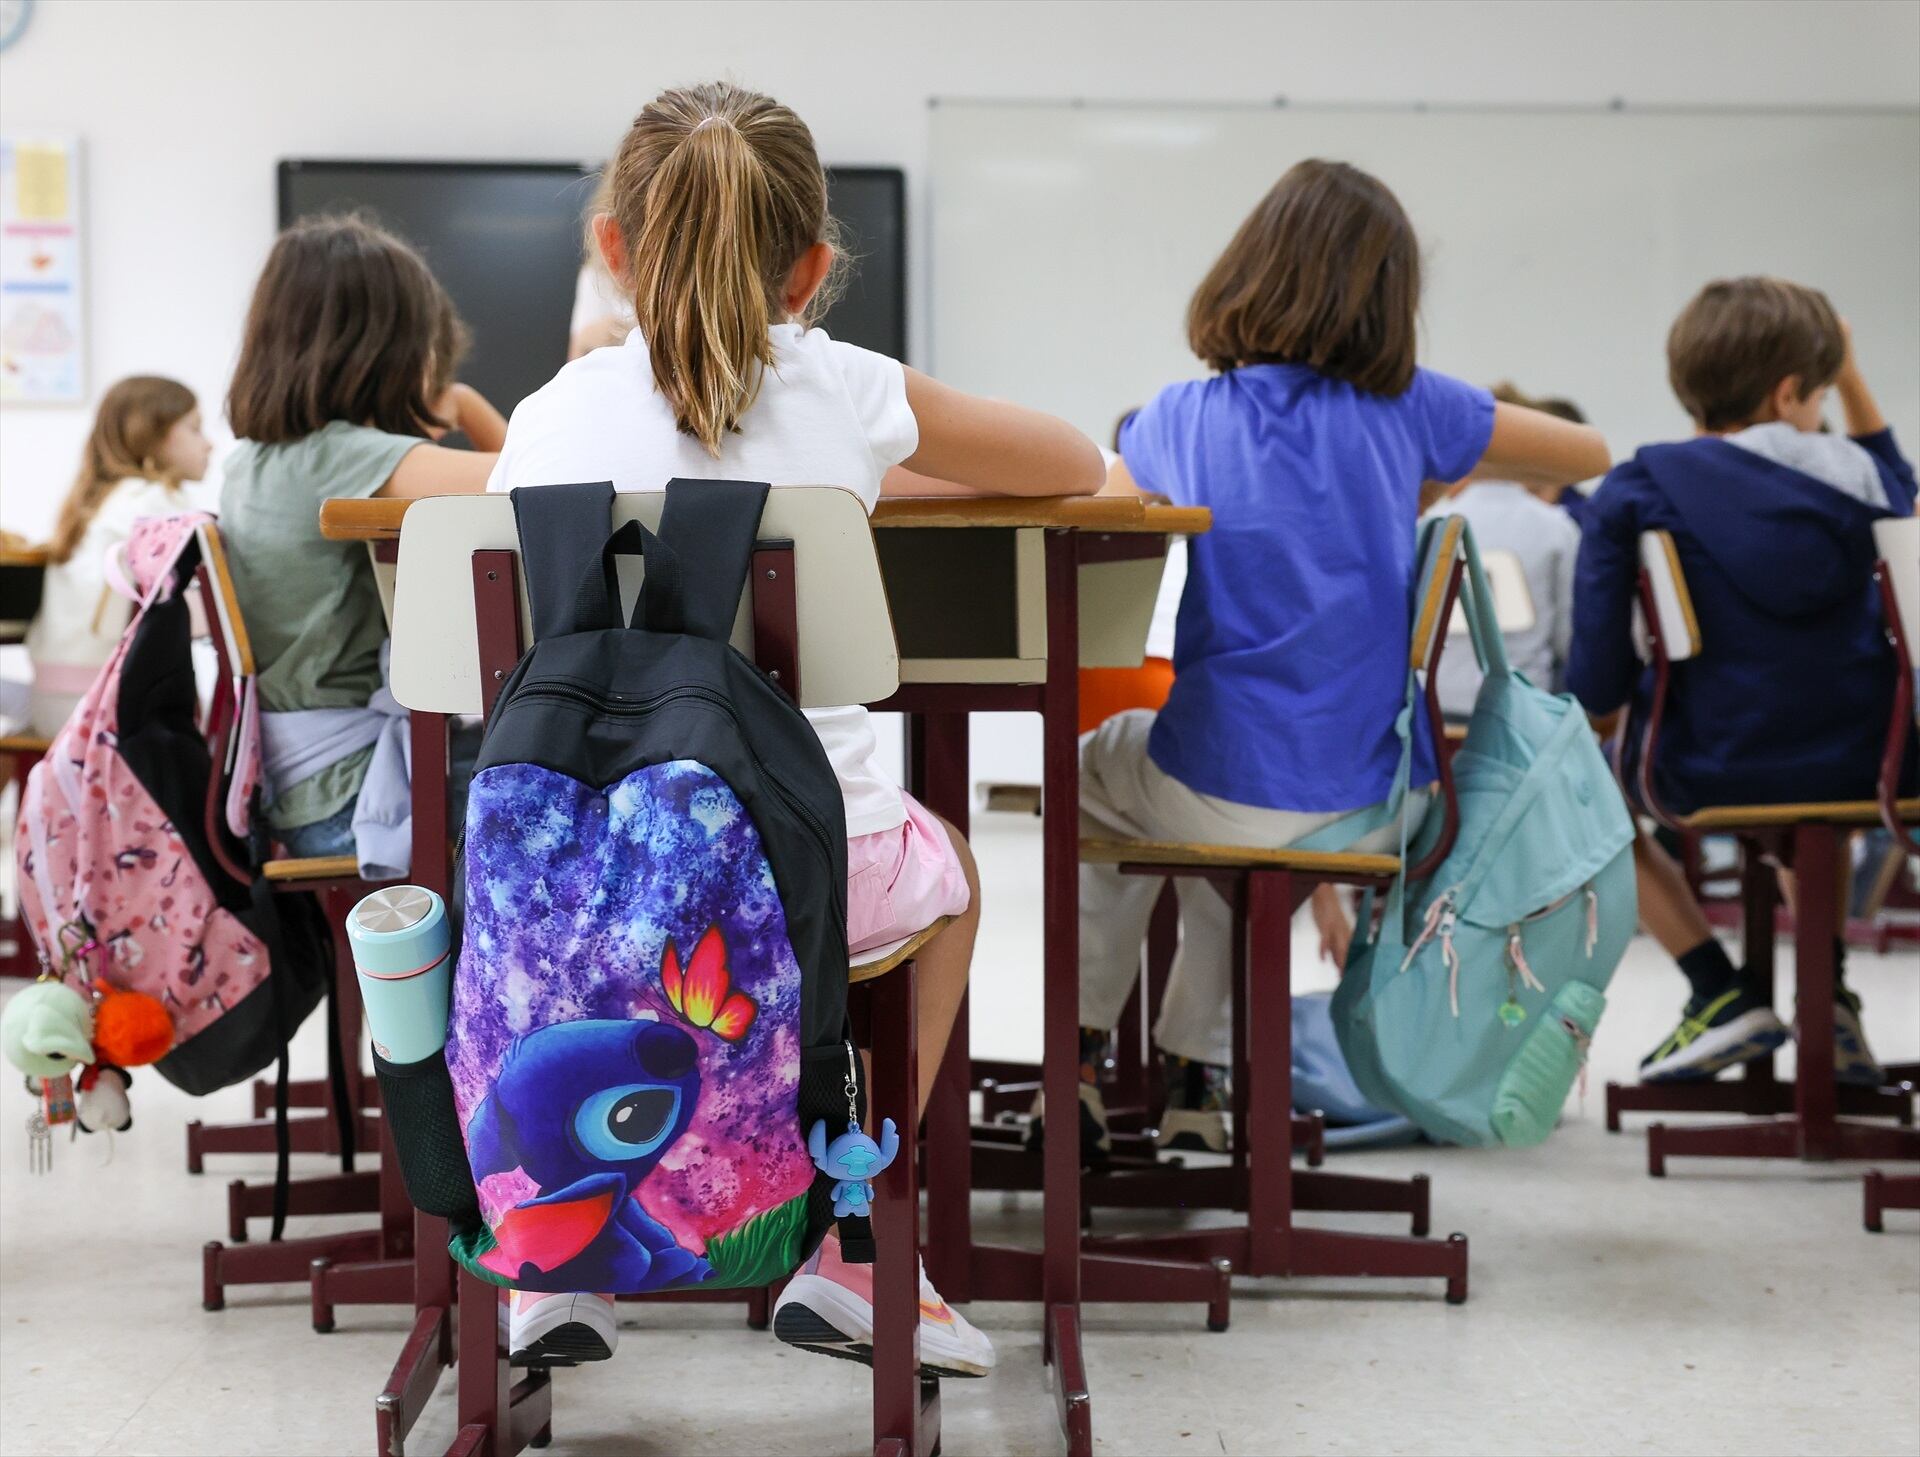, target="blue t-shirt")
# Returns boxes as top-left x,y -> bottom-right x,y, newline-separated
1121,364 -> 1495,813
